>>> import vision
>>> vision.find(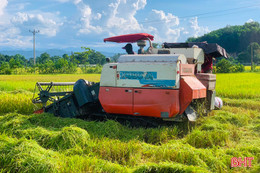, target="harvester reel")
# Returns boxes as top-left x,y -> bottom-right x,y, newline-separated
32,82 -> 75,108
